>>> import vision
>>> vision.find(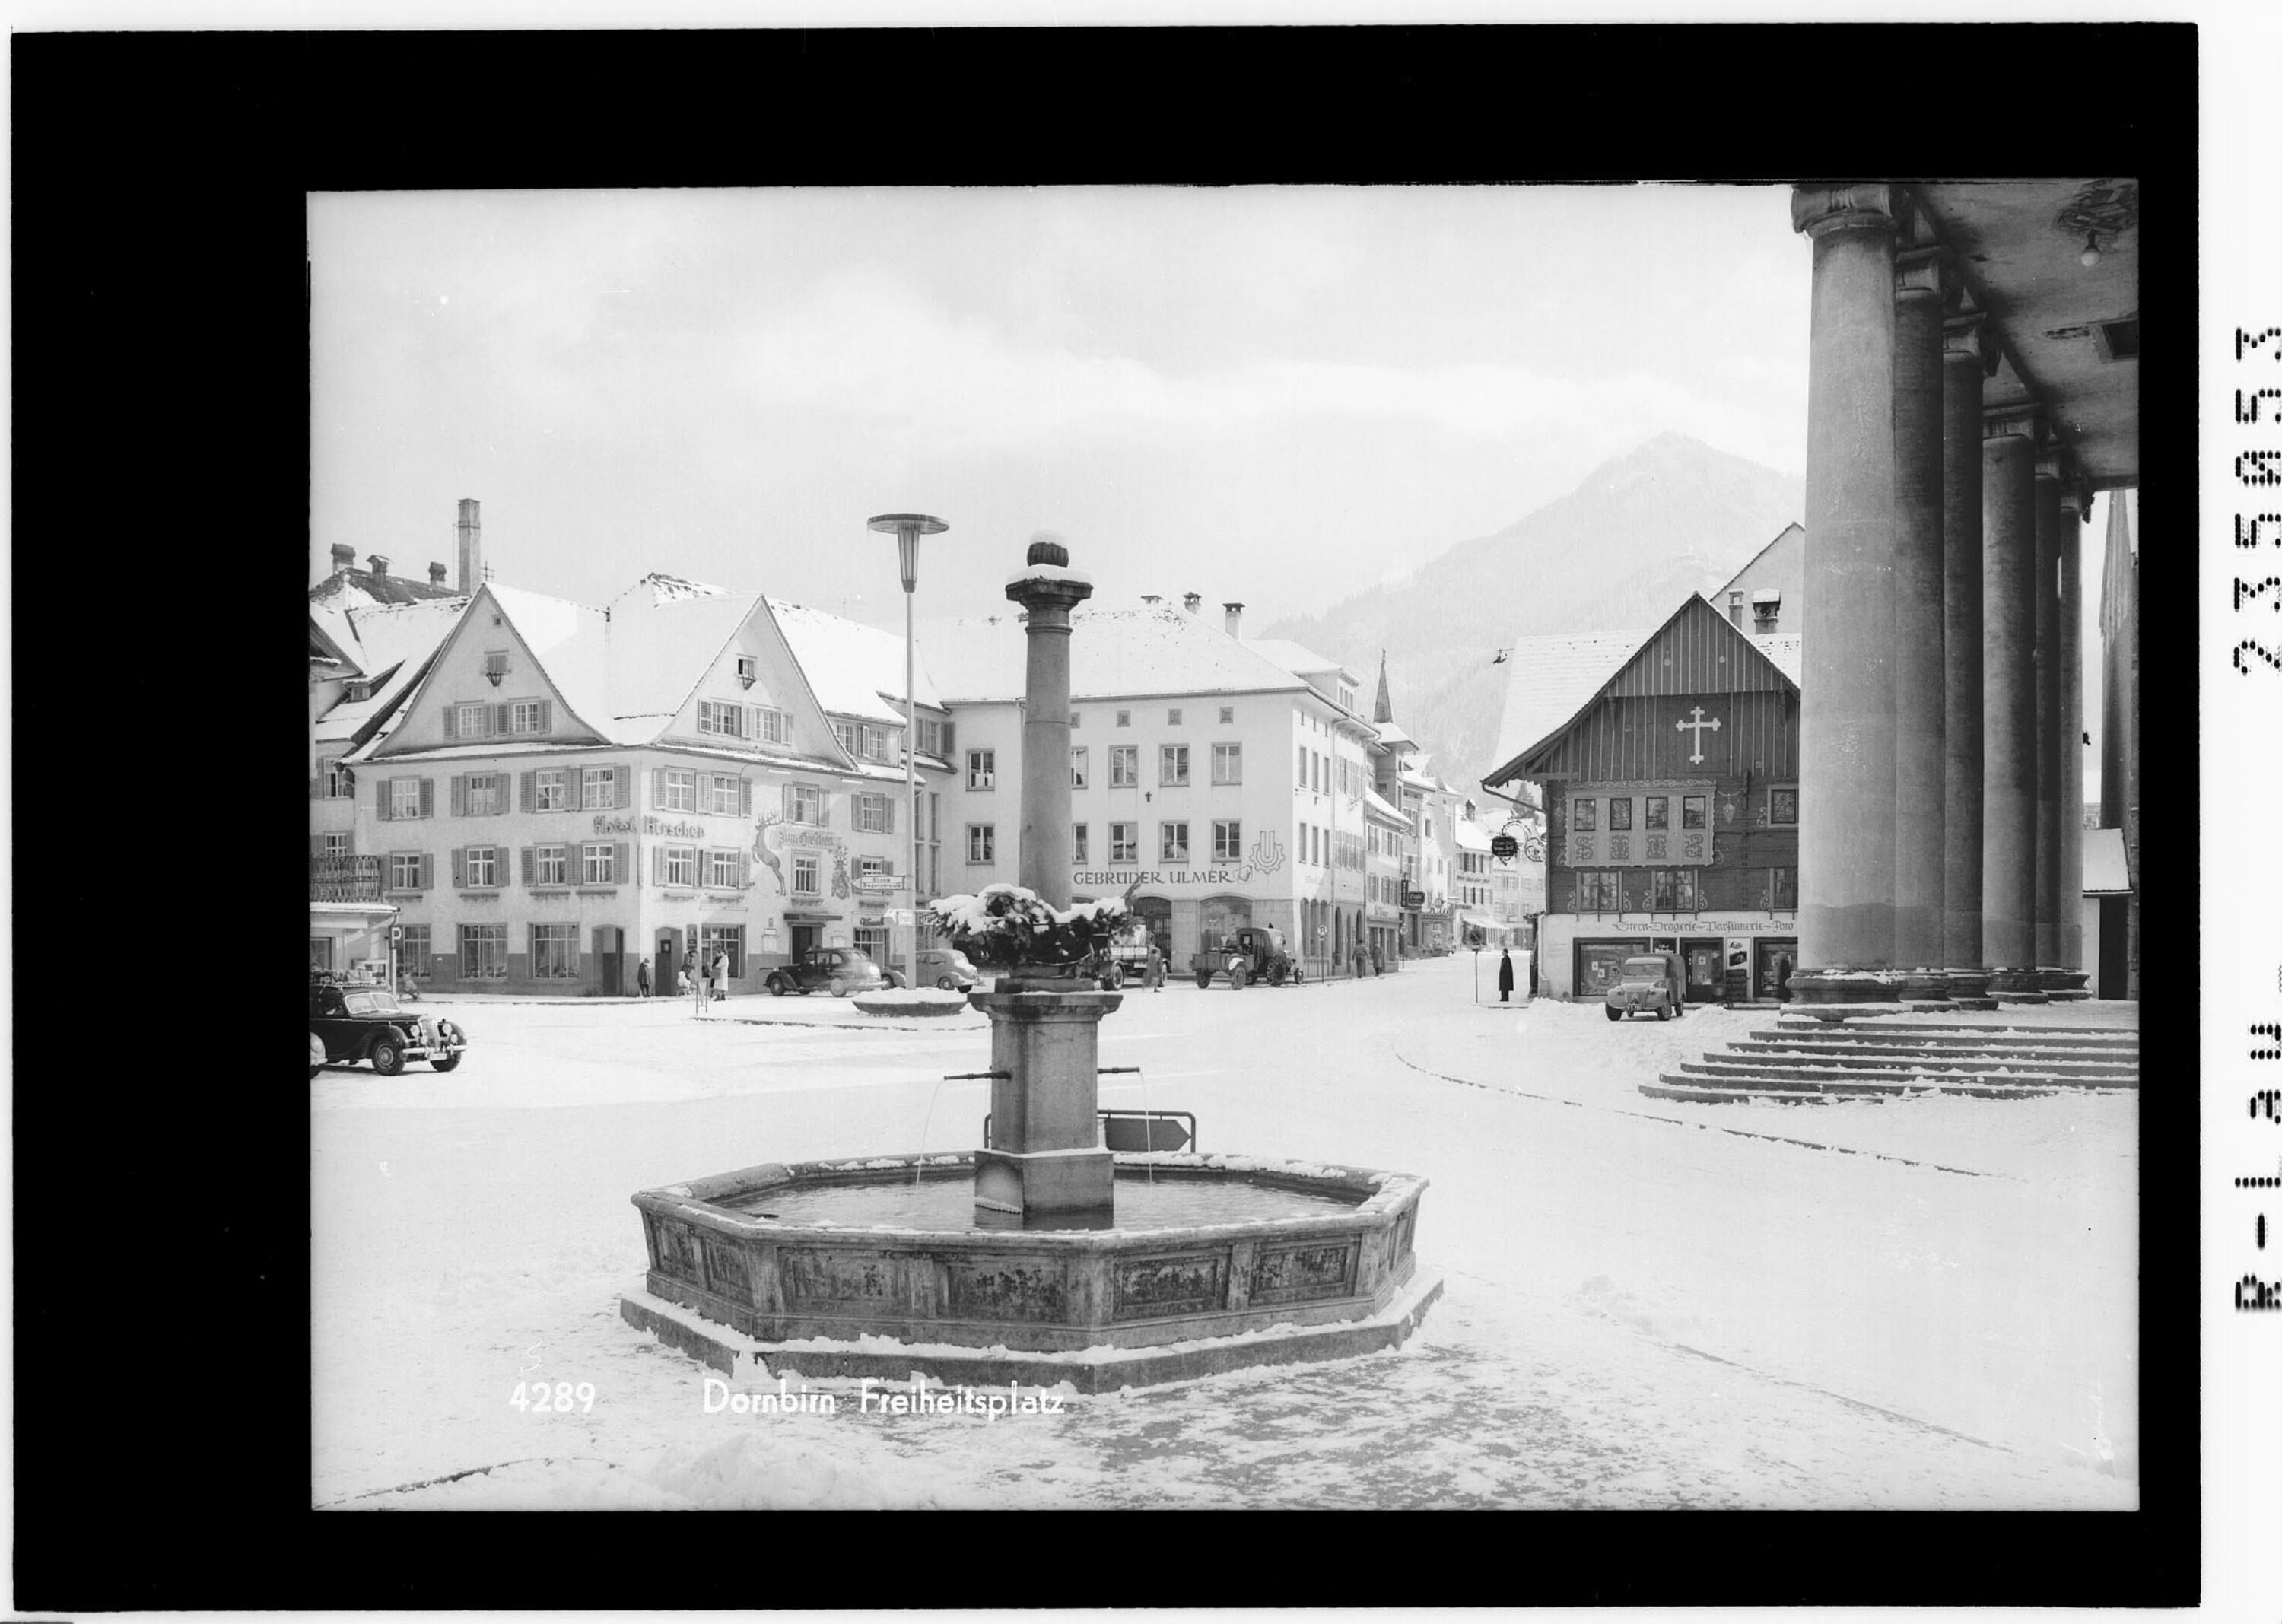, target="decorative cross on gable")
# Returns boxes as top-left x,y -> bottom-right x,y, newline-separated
1675,706 -> 1722,764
